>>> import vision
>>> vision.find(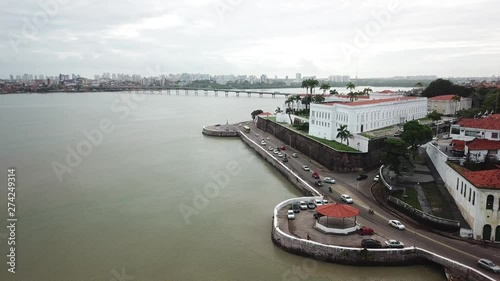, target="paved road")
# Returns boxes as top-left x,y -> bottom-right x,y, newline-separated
245,122 -> 499,280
